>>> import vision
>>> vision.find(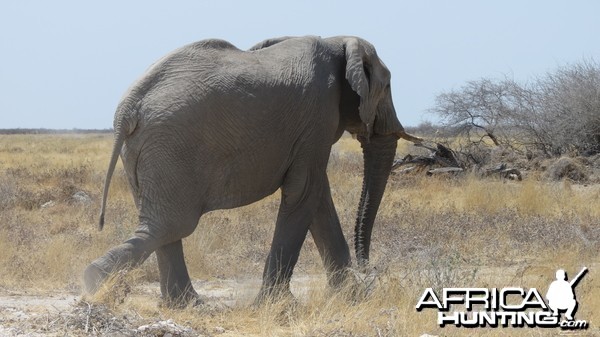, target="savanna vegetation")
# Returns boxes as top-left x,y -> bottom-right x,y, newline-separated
0,132 -> 598,336
1,57 -> 599,337
410,59 -> 600,172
